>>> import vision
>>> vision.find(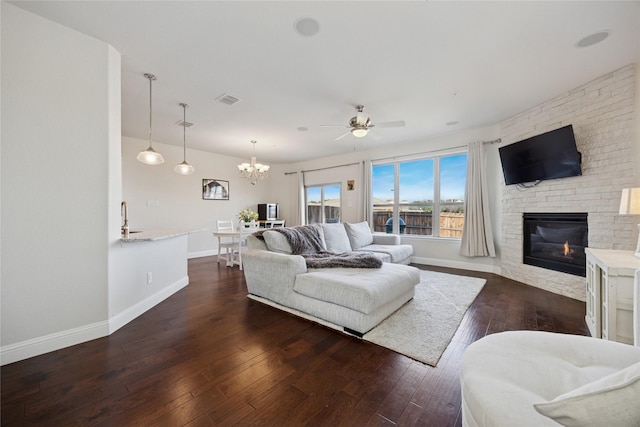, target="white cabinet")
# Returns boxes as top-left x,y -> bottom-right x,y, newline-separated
585,248 -> 640,344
